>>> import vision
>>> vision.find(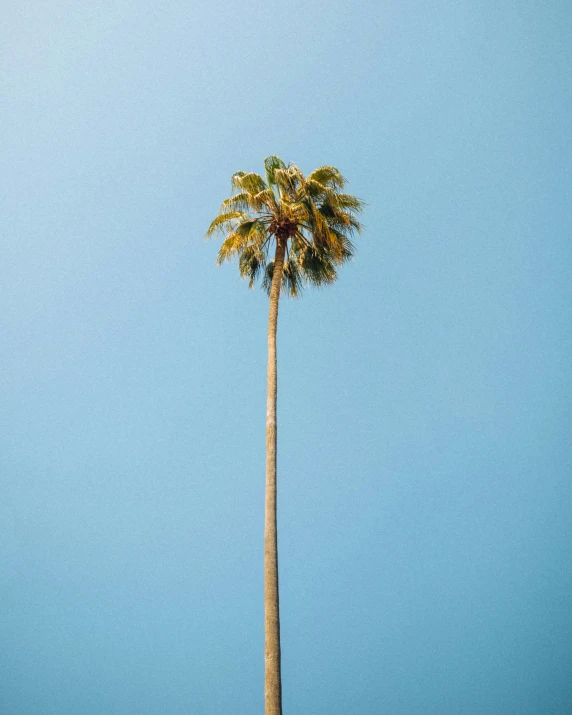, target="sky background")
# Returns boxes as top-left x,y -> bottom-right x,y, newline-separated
2,1 -> 571,713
